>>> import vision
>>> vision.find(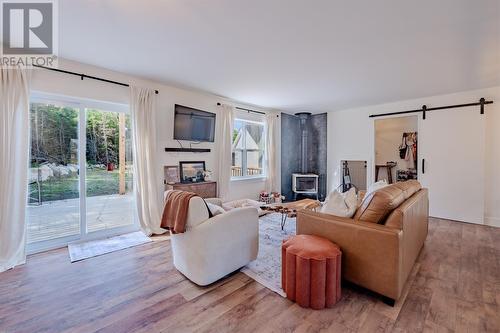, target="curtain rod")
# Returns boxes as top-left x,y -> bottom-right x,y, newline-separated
369,98 -> 493,119
33,65 -> 159,94
217,102 -> 265,115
